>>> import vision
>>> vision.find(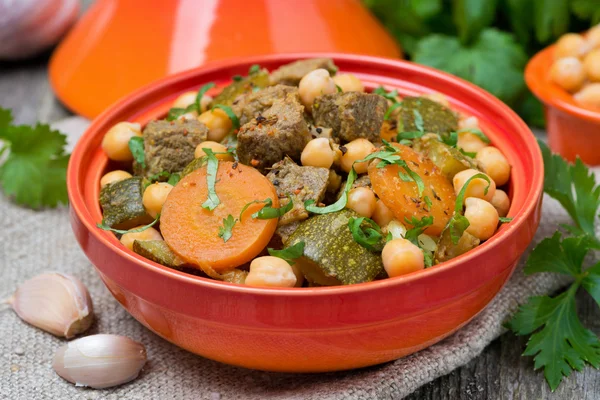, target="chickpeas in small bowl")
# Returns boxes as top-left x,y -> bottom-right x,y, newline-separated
526,24 -> 600,164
